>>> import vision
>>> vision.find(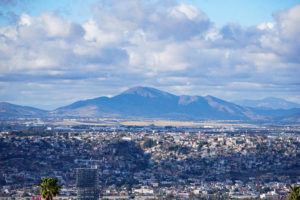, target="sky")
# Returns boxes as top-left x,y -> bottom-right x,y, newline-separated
0,0 -> 300,110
